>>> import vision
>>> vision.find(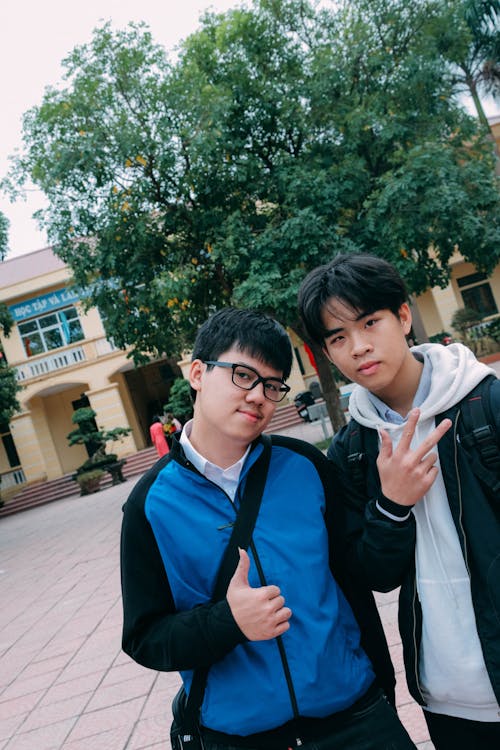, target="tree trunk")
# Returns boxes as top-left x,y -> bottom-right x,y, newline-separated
290,321 -> 346,434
